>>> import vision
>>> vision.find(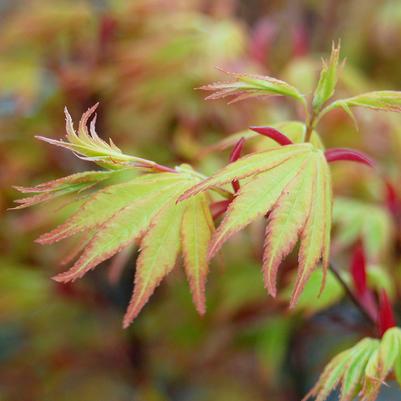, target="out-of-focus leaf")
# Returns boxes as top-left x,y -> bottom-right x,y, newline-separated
281,268 -> 344,315
333,197 -> 393,259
